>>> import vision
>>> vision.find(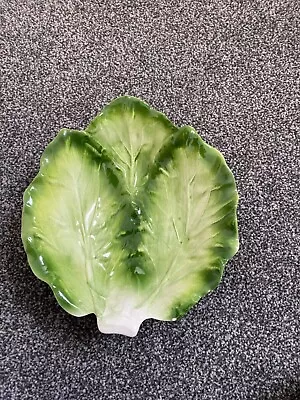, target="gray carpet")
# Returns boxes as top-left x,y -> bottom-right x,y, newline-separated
1,1 -> 299,399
